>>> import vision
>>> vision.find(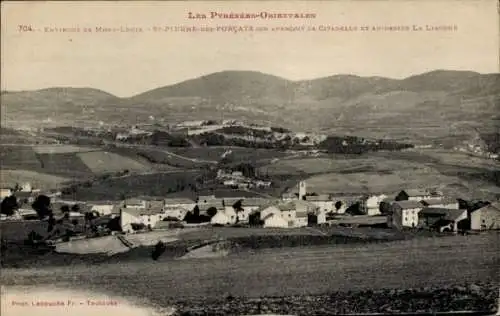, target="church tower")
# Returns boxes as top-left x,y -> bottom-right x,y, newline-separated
298,181 -> 307,200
